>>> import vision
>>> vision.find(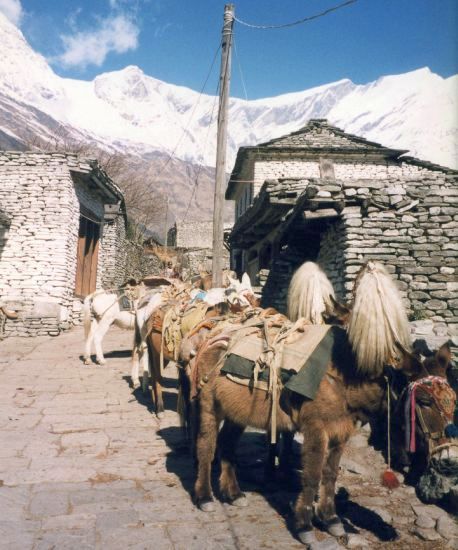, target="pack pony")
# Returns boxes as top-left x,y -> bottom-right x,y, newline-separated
83,280 -> 145,365
192,261 -> 456,547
